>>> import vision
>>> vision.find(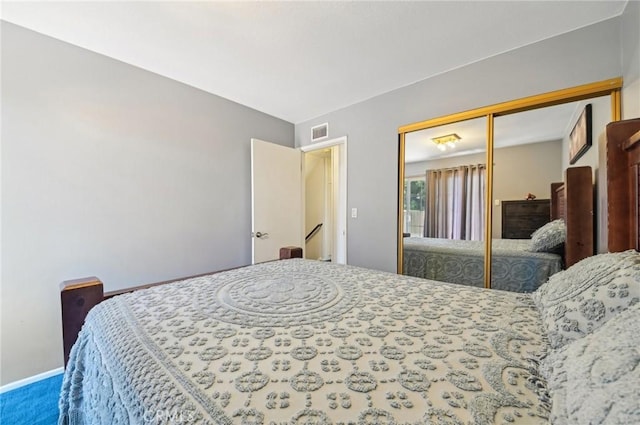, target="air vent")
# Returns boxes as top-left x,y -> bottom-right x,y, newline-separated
311,123 -> 329,142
